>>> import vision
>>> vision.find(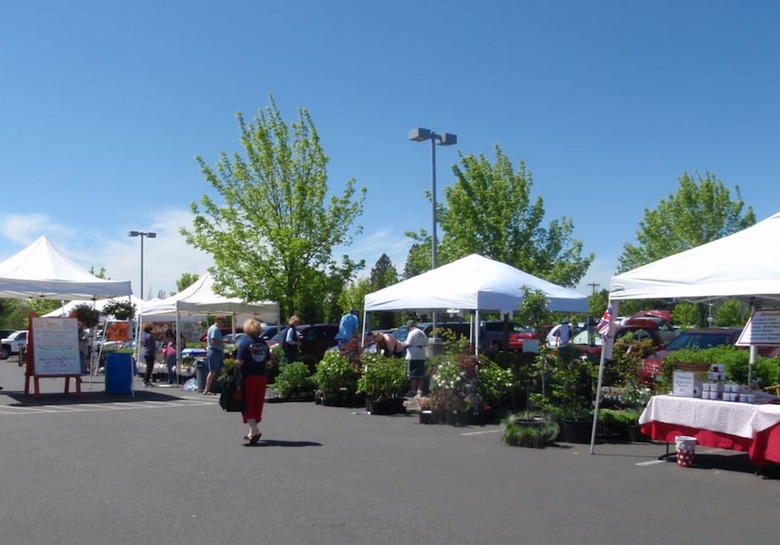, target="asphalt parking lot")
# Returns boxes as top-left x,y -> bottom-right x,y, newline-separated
1,360 -> 779,545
